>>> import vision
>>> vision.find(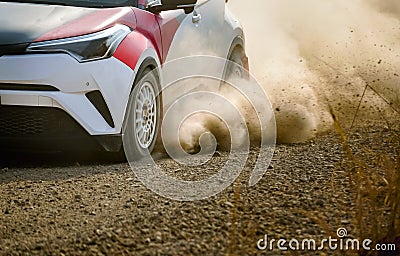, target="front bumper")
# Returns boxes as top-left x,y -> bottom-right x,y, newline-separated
0,53 -> 134,151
